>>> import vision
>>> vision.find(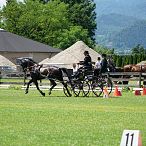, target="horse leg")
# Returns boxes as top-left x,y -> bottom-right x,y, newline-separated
24,72 -> 27,86
33,80 -> 45,96
25,79 -> 33,94
40,79 -> 42,86
49,80 -> 57,95
62,81 -> 72,97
